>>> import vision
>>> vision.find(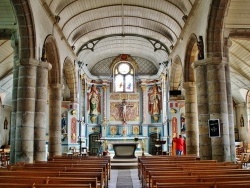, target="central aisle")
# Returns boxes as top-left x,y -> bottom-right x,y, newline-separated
109,169 -> 141,188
